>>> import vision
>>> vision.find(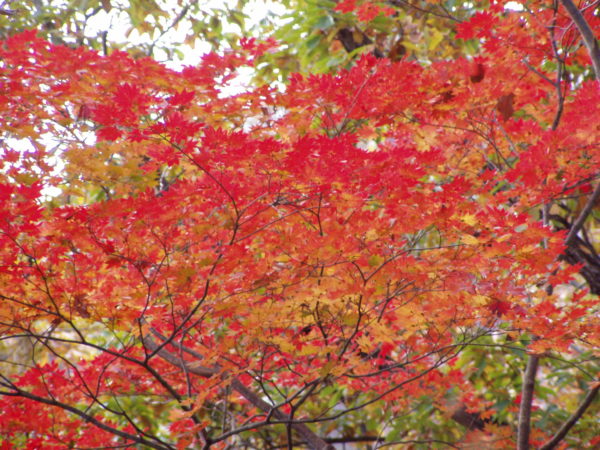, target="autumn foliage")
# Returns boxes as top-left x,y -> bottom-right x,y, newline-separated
0,0 -> 599,448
